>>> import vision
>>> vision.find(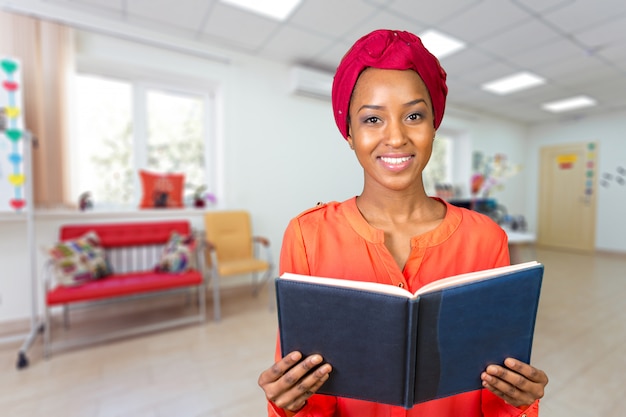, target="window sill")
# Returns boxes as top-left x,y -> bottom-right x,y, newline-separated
0,207 -> 214,223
